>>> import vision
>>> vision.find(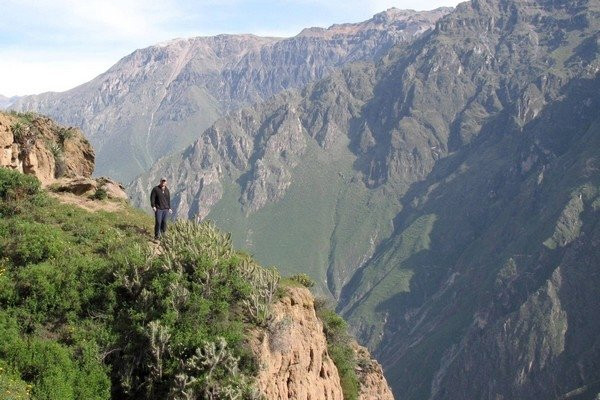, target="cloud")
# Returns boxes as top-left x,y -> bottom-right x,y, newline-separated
0,49 -> 116,96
